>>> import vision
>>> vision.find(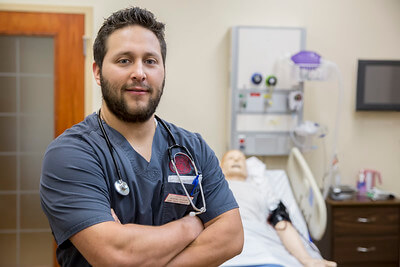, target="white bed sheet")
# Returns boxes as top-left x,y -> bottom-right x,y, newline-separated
221,157 -> 322,267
